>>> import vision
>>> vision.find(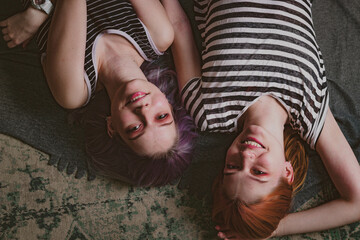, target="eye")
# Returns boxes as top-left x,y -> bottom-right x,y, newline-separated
157,113 -> 169,120
226,164 -> 239,170
127,124 -> 142,133
252,169 -> 266,175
